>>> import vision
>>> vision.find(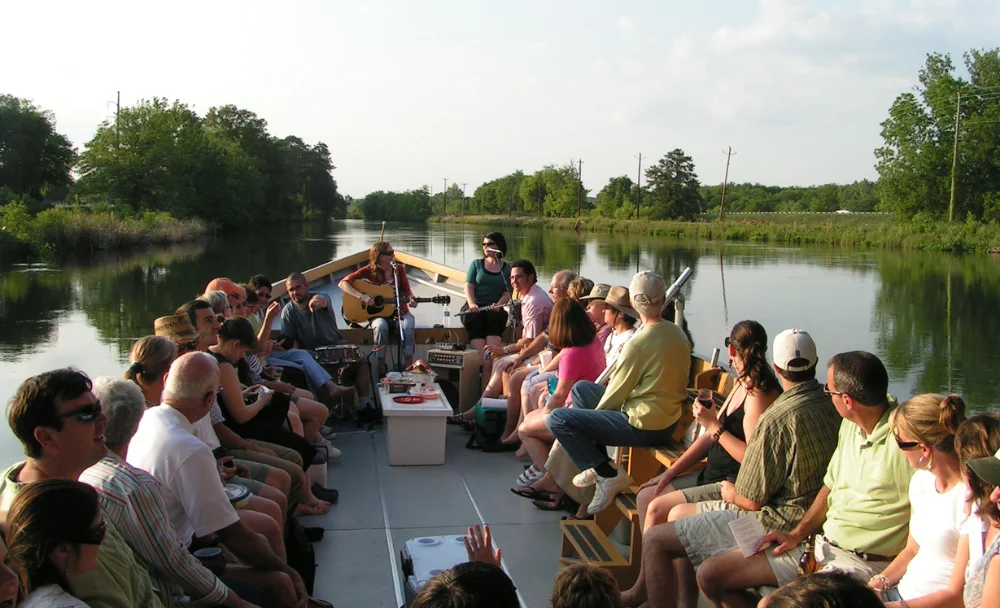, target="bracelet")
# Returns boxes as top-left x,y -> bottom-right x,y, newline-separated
712,426 -> 725,441
873,574 -> 891,590
503,346 -> 509,355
